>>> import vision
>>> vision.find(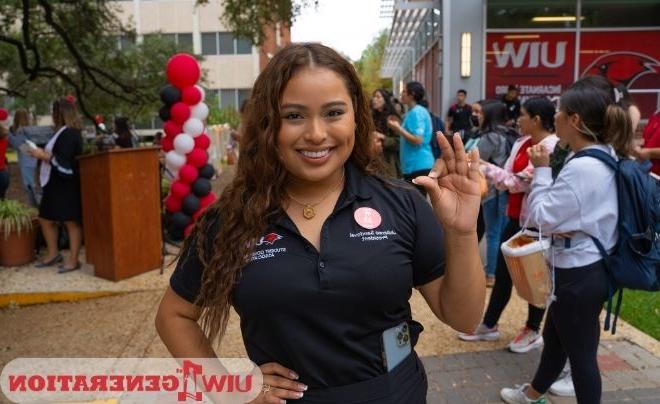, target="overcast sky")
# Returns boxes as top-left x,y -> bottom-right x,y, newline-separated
291,0 -> 392,61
